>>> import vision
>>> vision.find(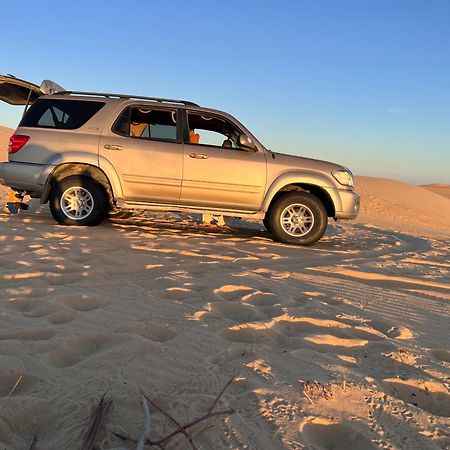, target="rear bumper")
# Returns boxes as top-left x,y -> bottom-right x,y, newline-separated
335,190 -> 360,219
0,161 -> 54,195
